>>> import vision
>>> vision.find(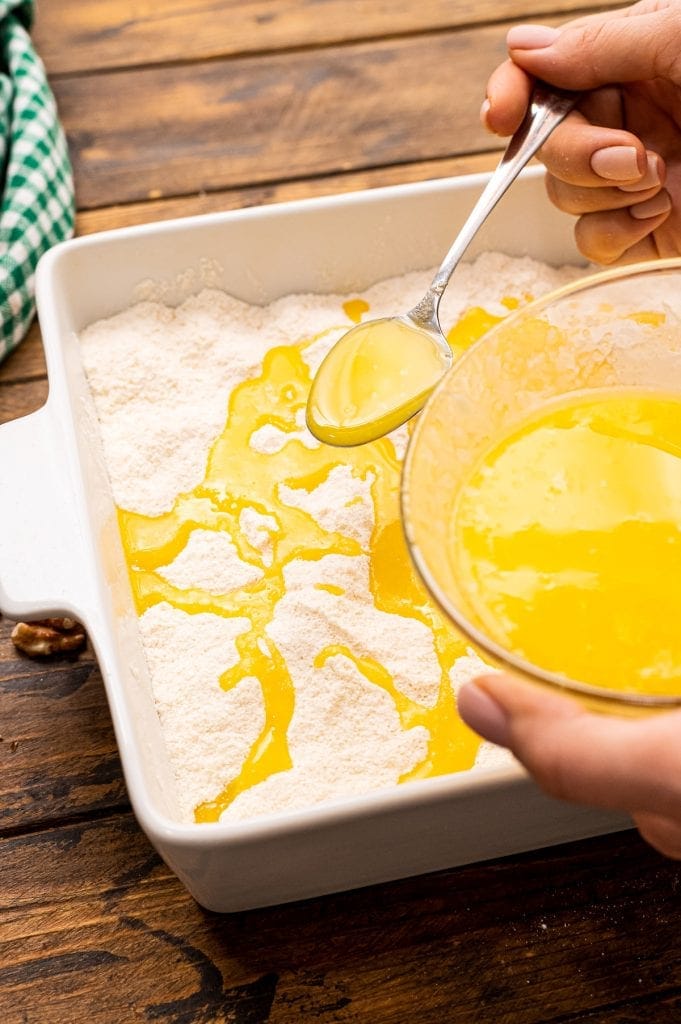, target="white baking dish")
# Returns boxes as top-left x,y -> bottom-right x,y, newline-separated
0,167 -> 629,911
